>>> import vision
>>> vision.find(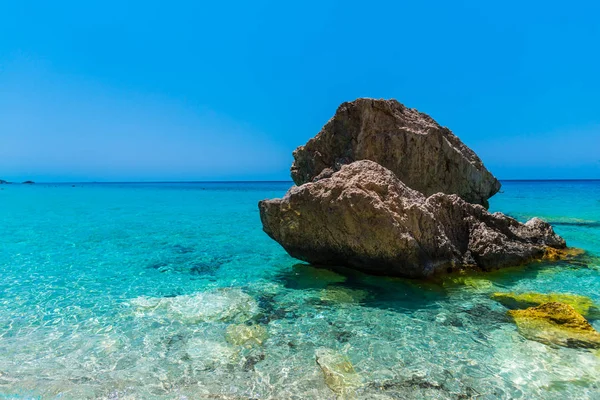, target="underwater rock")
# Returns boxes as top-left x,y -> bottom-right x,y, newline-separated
260,160 -> 566,278
508,302 -> 600,349
492,292 -> 600,319
225,324 -> 268,347
130,288 -> 258,323
290,98 -> 500,207
315,348 -> 362,395
186,337 -> 237,368
320,287 -> 368,304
